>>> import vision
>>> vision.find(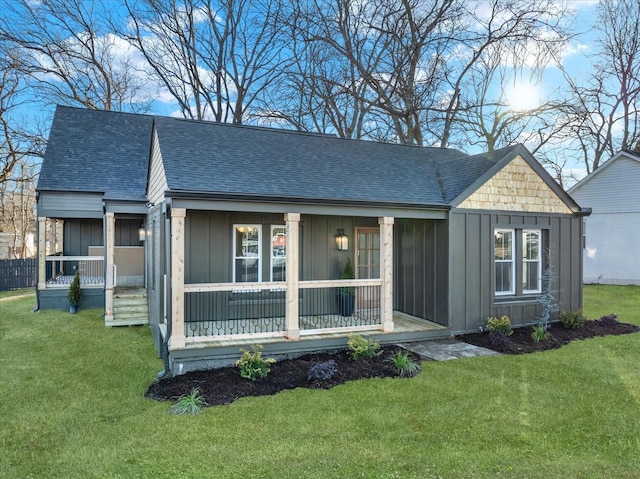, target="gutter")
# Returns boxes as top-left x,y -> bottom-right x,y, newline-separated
164,189 -> 452,212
